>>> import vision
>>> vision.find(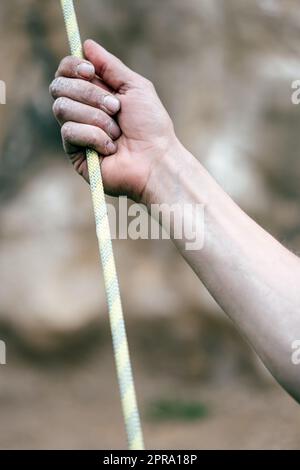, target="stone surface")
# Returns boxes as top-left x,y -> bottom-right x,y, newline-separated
0,0 -> 300,369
